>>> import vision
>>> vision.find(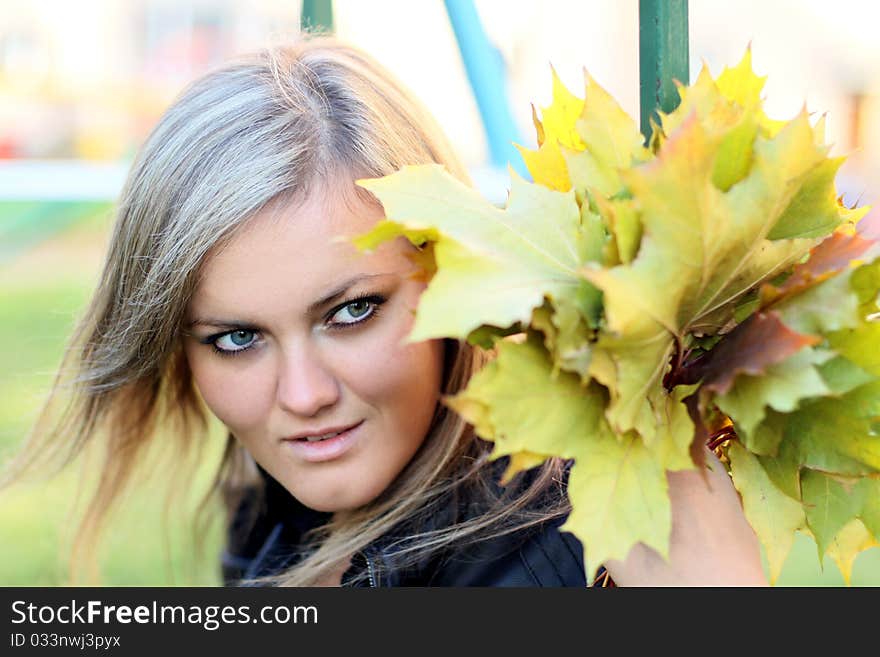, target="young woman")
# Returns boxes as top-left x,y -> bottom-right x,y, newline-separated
4,36 -> 767,587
